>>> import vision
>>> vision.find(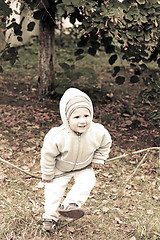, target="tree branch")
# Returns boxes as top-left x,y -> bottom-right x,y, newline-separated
0,147 -> 159,180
